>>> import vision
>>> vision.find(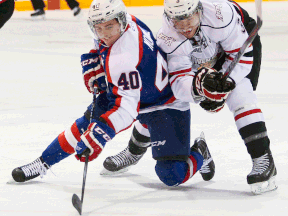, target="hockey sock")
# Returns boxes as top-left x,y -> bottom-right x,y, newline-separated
181,151 -> 203,184
155,152 -> 203,186
42,115 -> 90,166
239,122 -> 270,159
42,137 -> 71,166
234,106 -> 270,159
128,125 -> 150,155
